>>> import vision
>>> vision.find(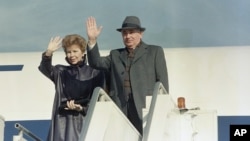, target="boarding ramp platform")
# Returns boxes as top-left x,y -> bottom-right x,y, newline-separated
143,82 -> 218,141
79,87 -> 142,141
